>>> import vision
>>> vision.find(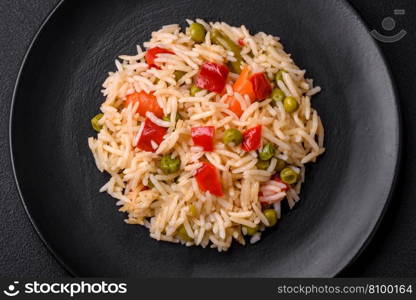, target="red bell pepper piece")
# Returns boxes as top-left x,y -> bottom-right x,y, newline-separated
191,126 -> 215,151
249,72 -> 272,100
242,125 -> 262,152
259,177 -> 290,205
126,91 -> 164,118
237,38 -> 246,46
273,177 -> 290,191
145,47 -> 174,69
195,162 -> 224,196
196,62 -> 229,93
136,118 -> 167,152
